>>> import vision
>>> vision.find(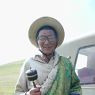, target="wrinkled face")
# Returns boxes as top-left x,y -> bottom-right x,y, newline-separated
37,29 -> 57,55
